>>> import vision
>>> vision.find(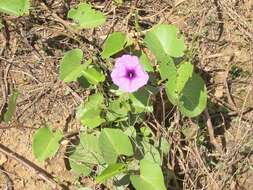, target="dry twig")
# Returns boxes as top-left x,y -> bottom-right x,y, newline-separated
0,64 -> 12,117
224,56 -> 237,110
204,108 -> 222,153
